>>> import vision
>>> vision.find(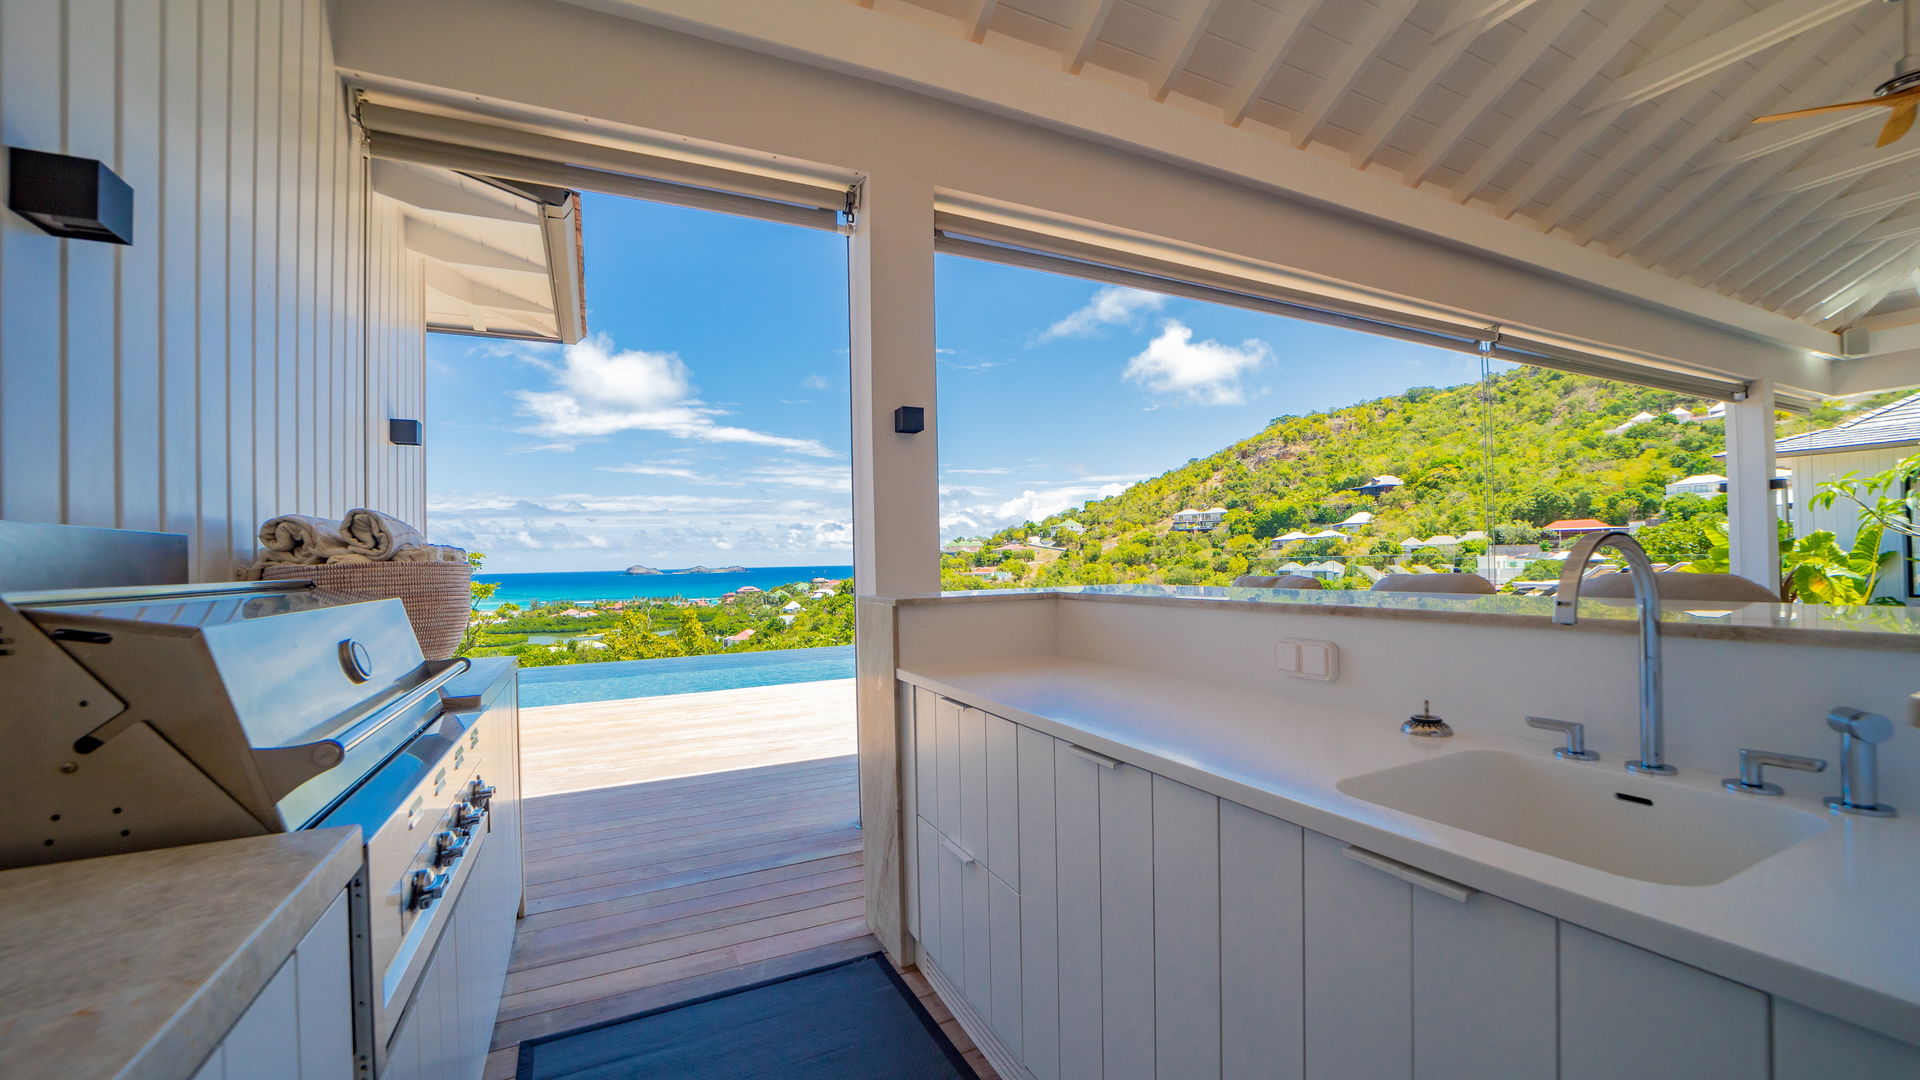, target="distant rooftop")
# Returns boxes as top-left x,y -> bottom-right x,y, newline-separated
1774,393 -> 1920,458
